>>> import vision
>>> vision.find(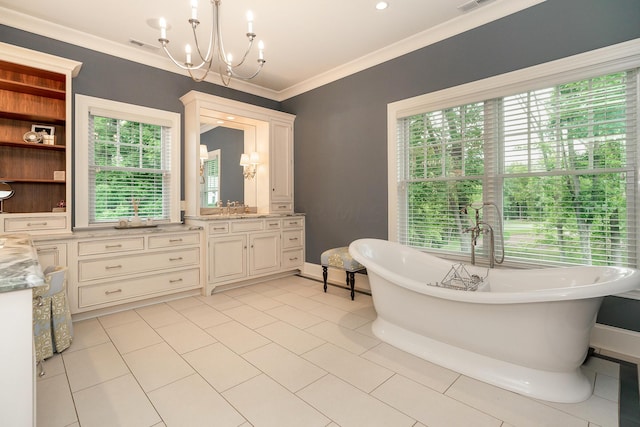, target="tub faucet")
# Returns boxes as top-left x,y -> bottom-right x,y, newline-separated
463,204 -> 499,268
